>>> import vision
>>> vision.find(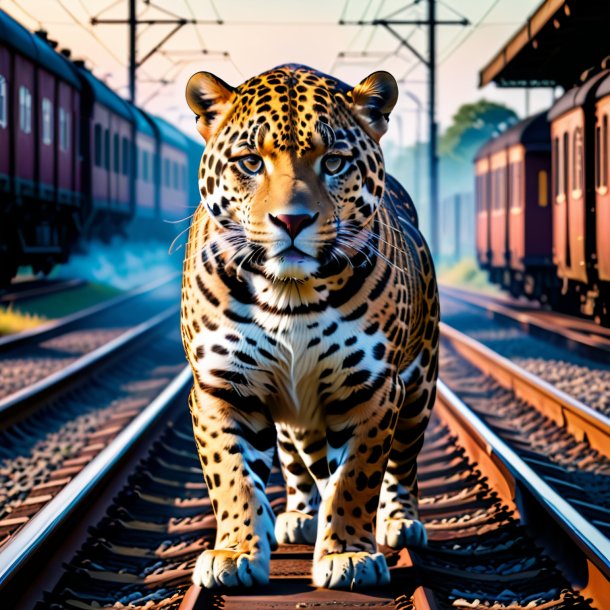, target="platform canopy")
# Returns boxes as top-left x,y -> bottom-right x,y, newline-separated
479,0 -> 610,89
